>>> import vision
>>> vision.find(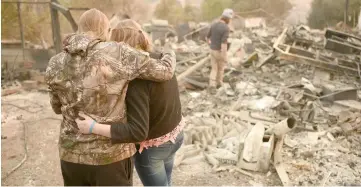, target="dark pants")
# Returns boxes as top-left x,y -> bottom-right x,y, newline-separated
60,157 -> 133,186
134,131 -> 184,186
